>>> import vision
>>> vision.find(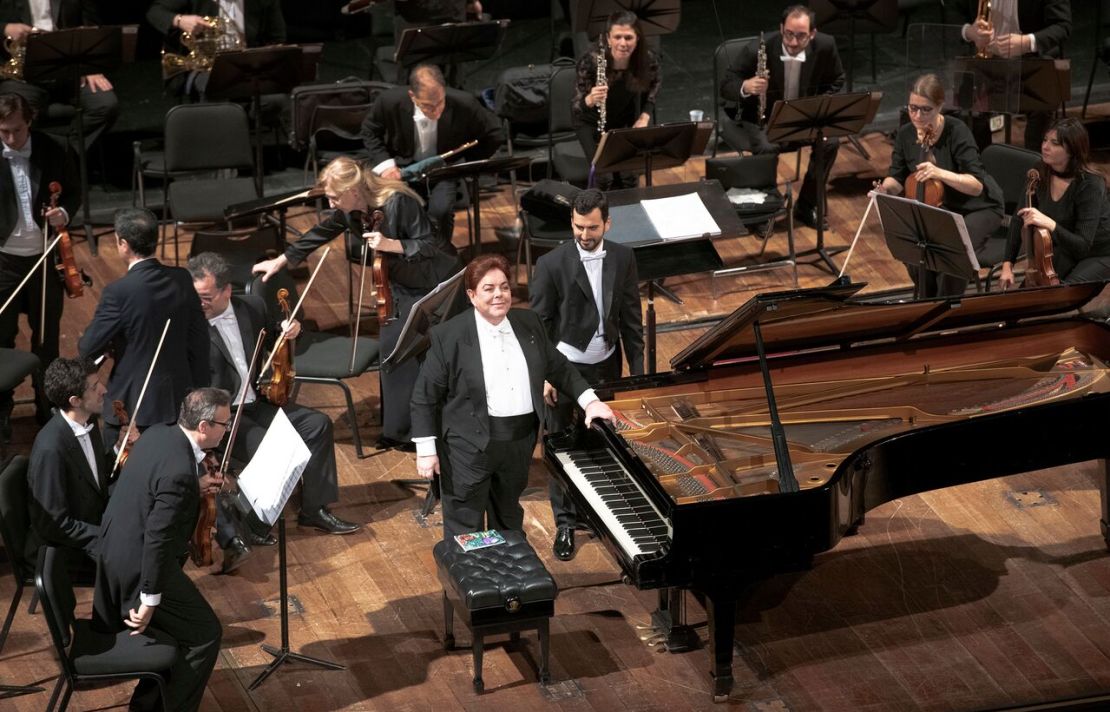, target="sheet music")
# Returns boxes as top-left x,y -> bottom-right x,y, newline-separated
236,408 -> 311,526
639,193 -> 722,240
